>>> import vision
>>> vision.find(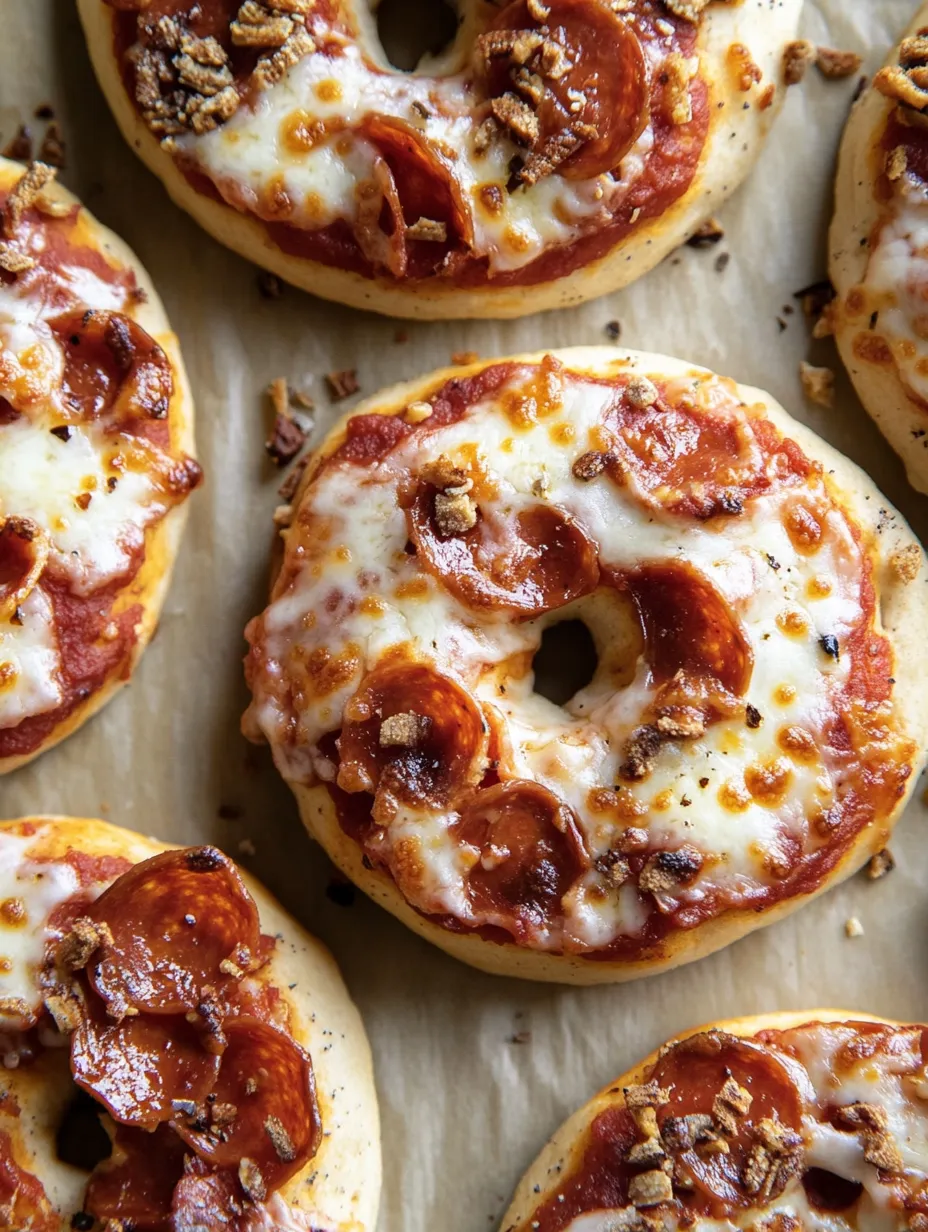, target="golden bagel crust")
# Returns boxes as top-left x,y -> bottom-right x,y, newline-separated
499,1009 -> 907,1231
77,0 -> 801,319
0,815 -> 381,1232
0,156 -> 198,775
247,346 -> 928,985
831,4 -> 928,495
